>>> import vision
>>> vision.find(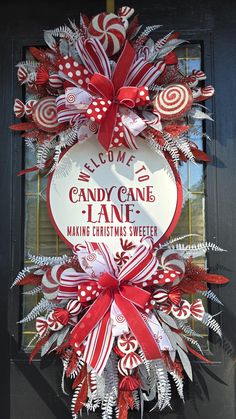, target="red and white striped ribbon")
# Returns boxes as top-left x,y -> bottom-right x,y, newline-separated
76,38 -> 111,79
82,311 -> 114,375
126,58 -> 165,87
118,237 -> 158,283
56,95 -> 83,123
58,268 -> 91,300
